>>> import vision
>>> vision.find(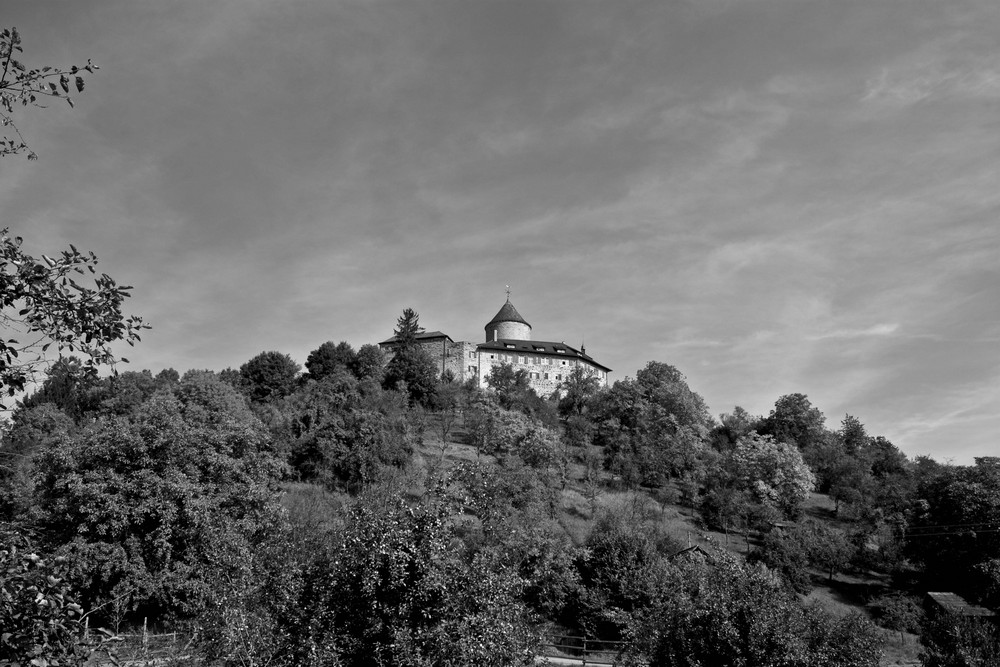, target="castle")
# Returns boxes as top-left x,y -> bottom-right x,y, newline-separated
378,296 -> 611,396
